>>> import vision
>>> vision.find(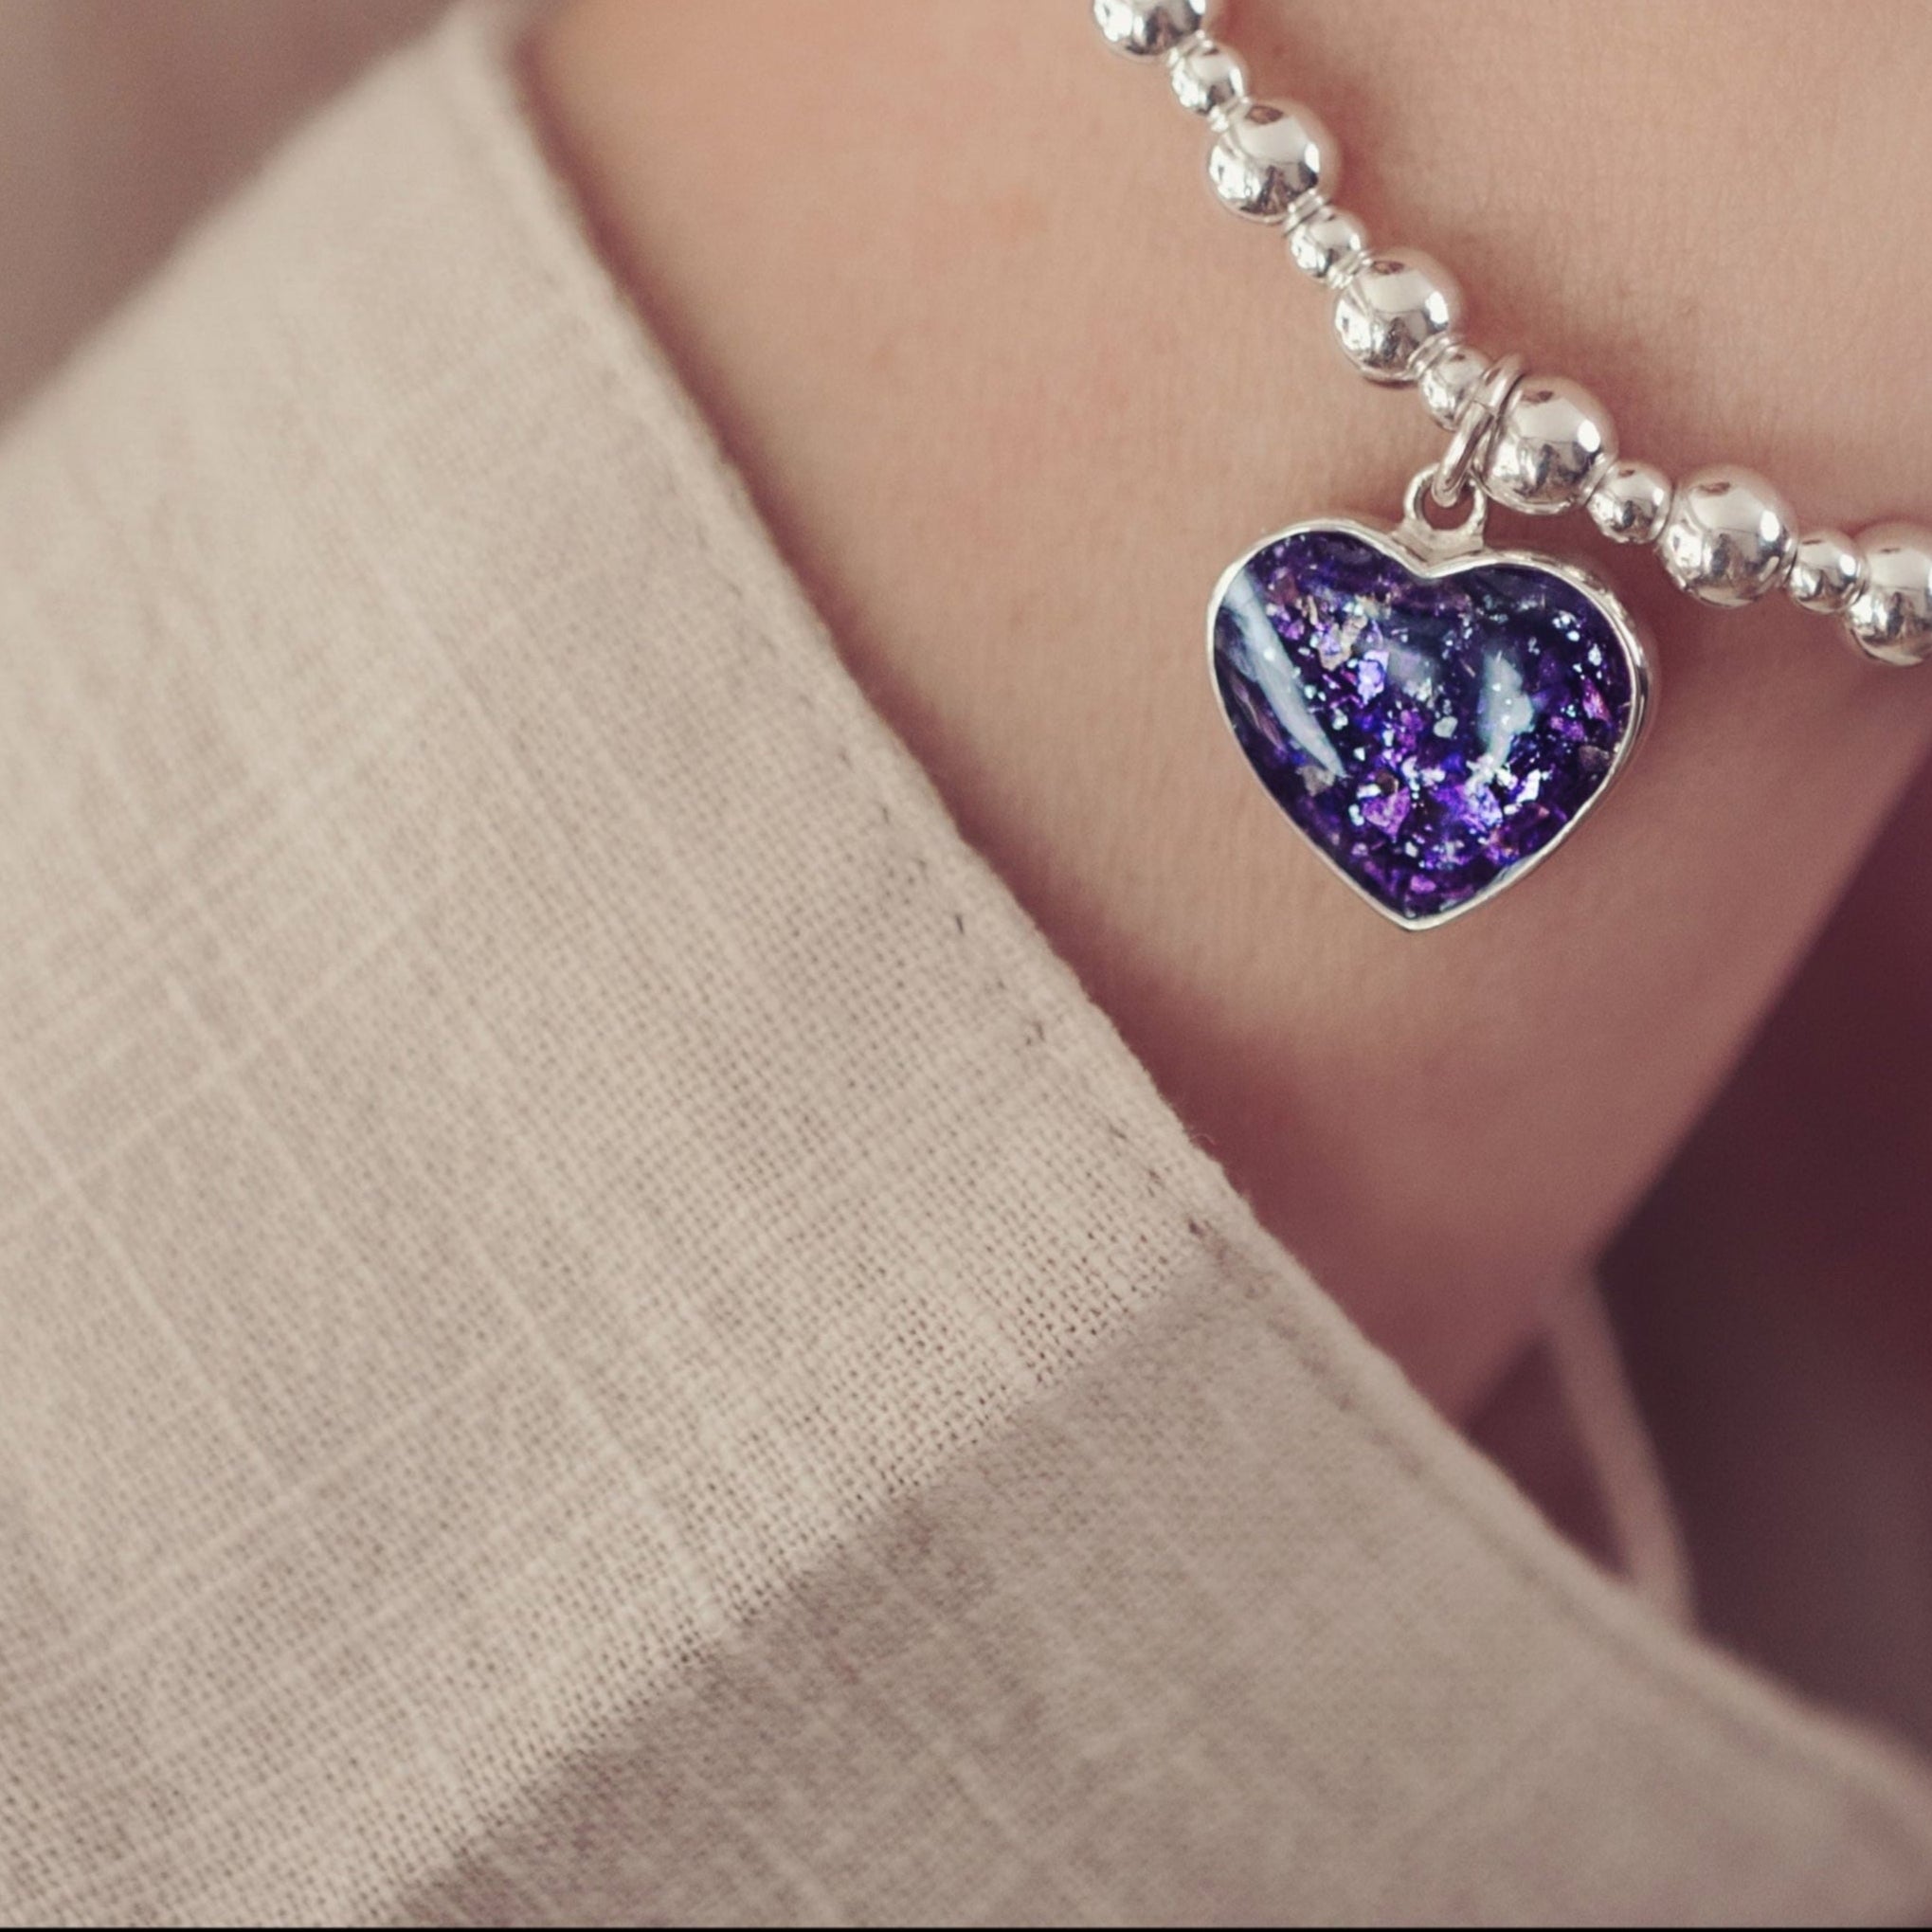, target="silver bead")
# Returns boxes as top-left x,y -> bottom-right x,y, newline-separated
1207,99 -> 1337,223
1330,251 -> 1460,386
1167,35 -> 1245,118
1286,205 -> 1368,287
1585,460 -> 1671,546
1092,0 -> 1206,58
1481,374 -> 1617,515
1656,468 -> 1797,607
1844,525 -> 1932,666
1786,530 -> 1863,617
1415,339 -> 1491,431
